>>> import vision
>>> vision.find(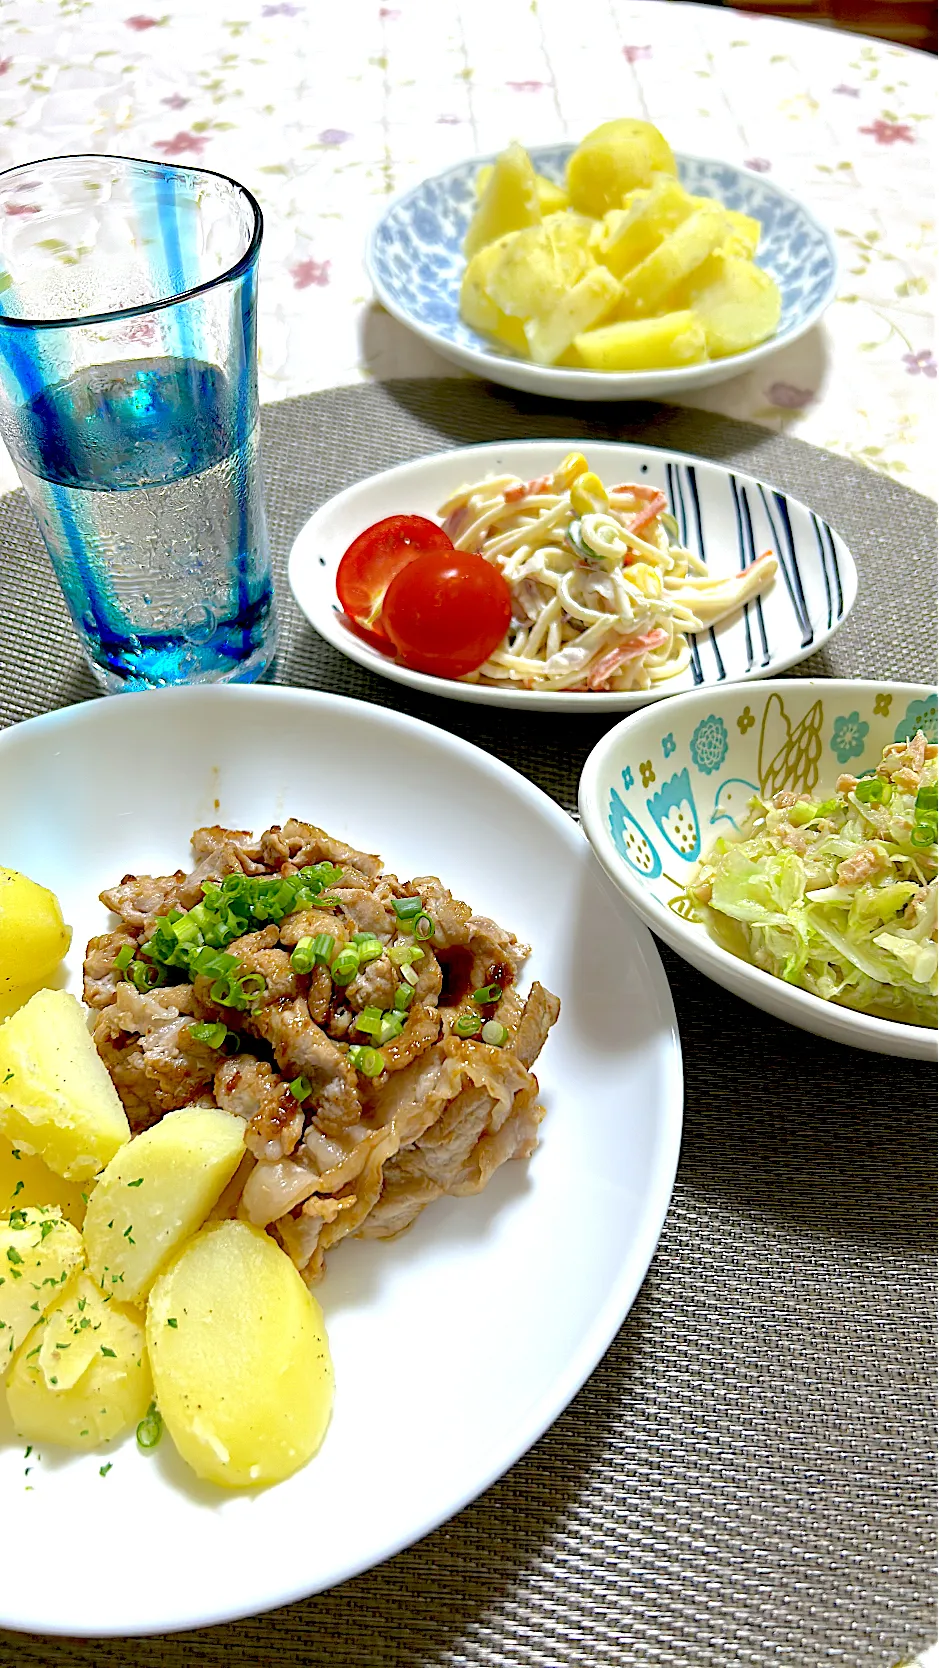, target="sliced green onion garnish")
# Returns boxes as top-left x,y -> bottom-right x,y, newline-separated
331,946 -> 360,984
388,944 -> 425,967
392,897 -> 423,920
114,943 -> 135,973
910,823 -> 936,848
290,937 -> 317,974
854,776 -> 890,804
355,936 -> 384,965
472,983 -> 502,1004
400,963 -> 419,987
354,1006 -> 385,1038
378,1013 -> 405,1045
481,1020 -> 508,1046
393,984 -> 413,1011
348,1045 -> 384,1078
136,1403 -> 163,1452
188,1022 -> 228,1049
129,960 -> 165,991
311,932 -> 337,964
454,1013 -> 482,1038
414,913 -> 434,939
289,1075 -> 313,1102
239,973 -> 266,996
